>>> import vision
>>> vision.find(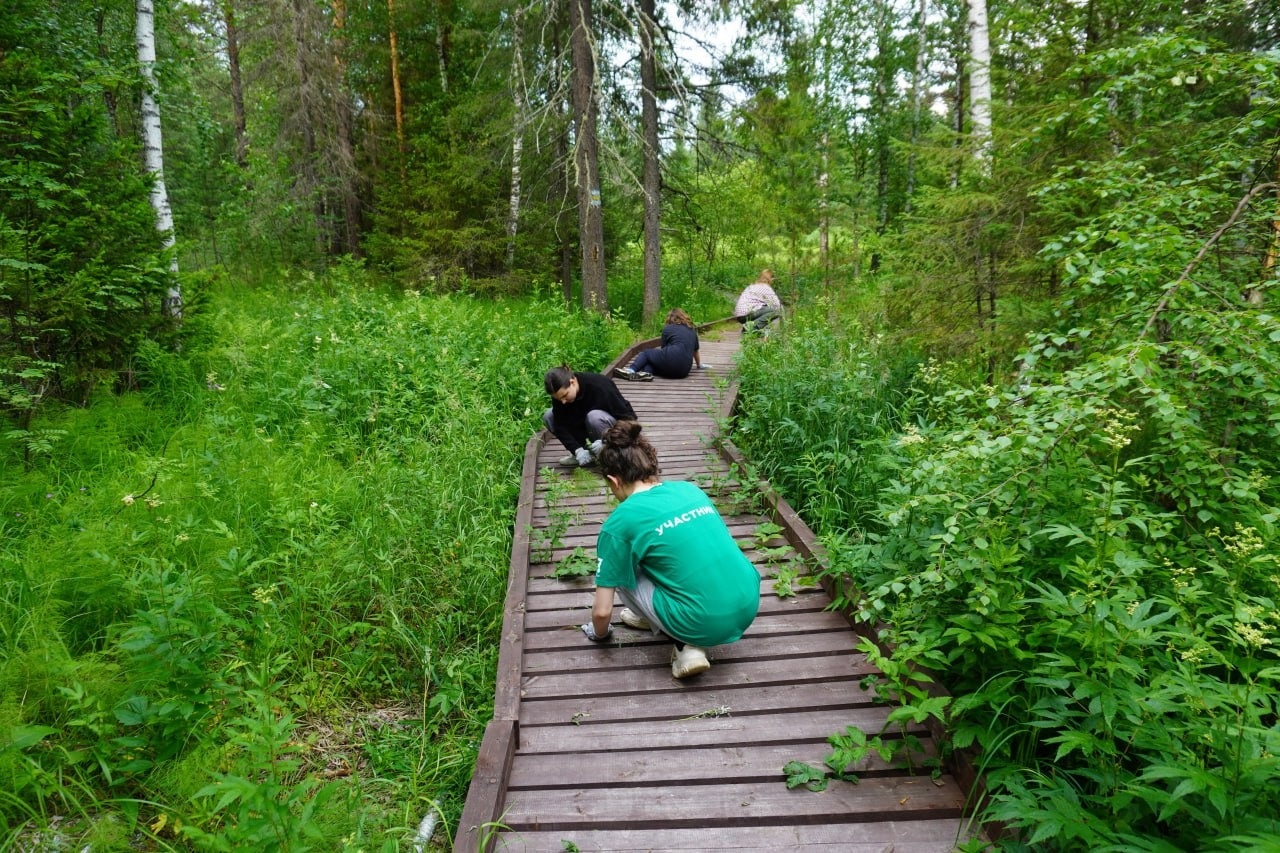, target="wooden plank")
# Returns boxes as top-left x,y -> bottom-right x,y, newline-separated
453,718 -> 518,853
500,775 -> 966,829
493,821 -> 973,853
506,740 -> 941,788
517,679 -> 881,726
522,609 -> 853,650
519,655 -> 883,701
521,629 -> 863,673
514,707 -> 925,754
